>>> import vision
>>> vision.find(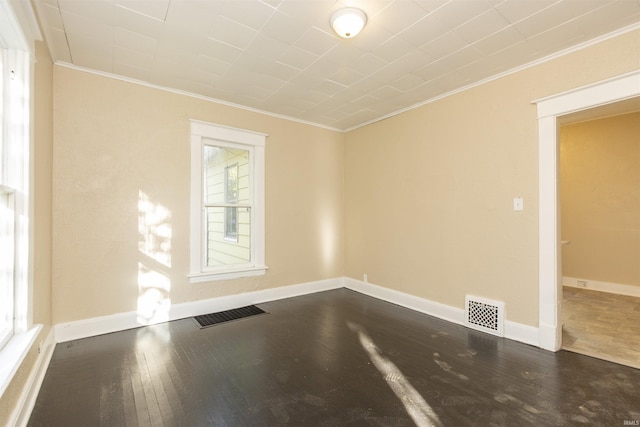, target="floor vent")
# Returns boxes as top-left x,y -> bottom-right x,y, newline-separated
465,296 -> 504,337
194,305 -> 266,328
